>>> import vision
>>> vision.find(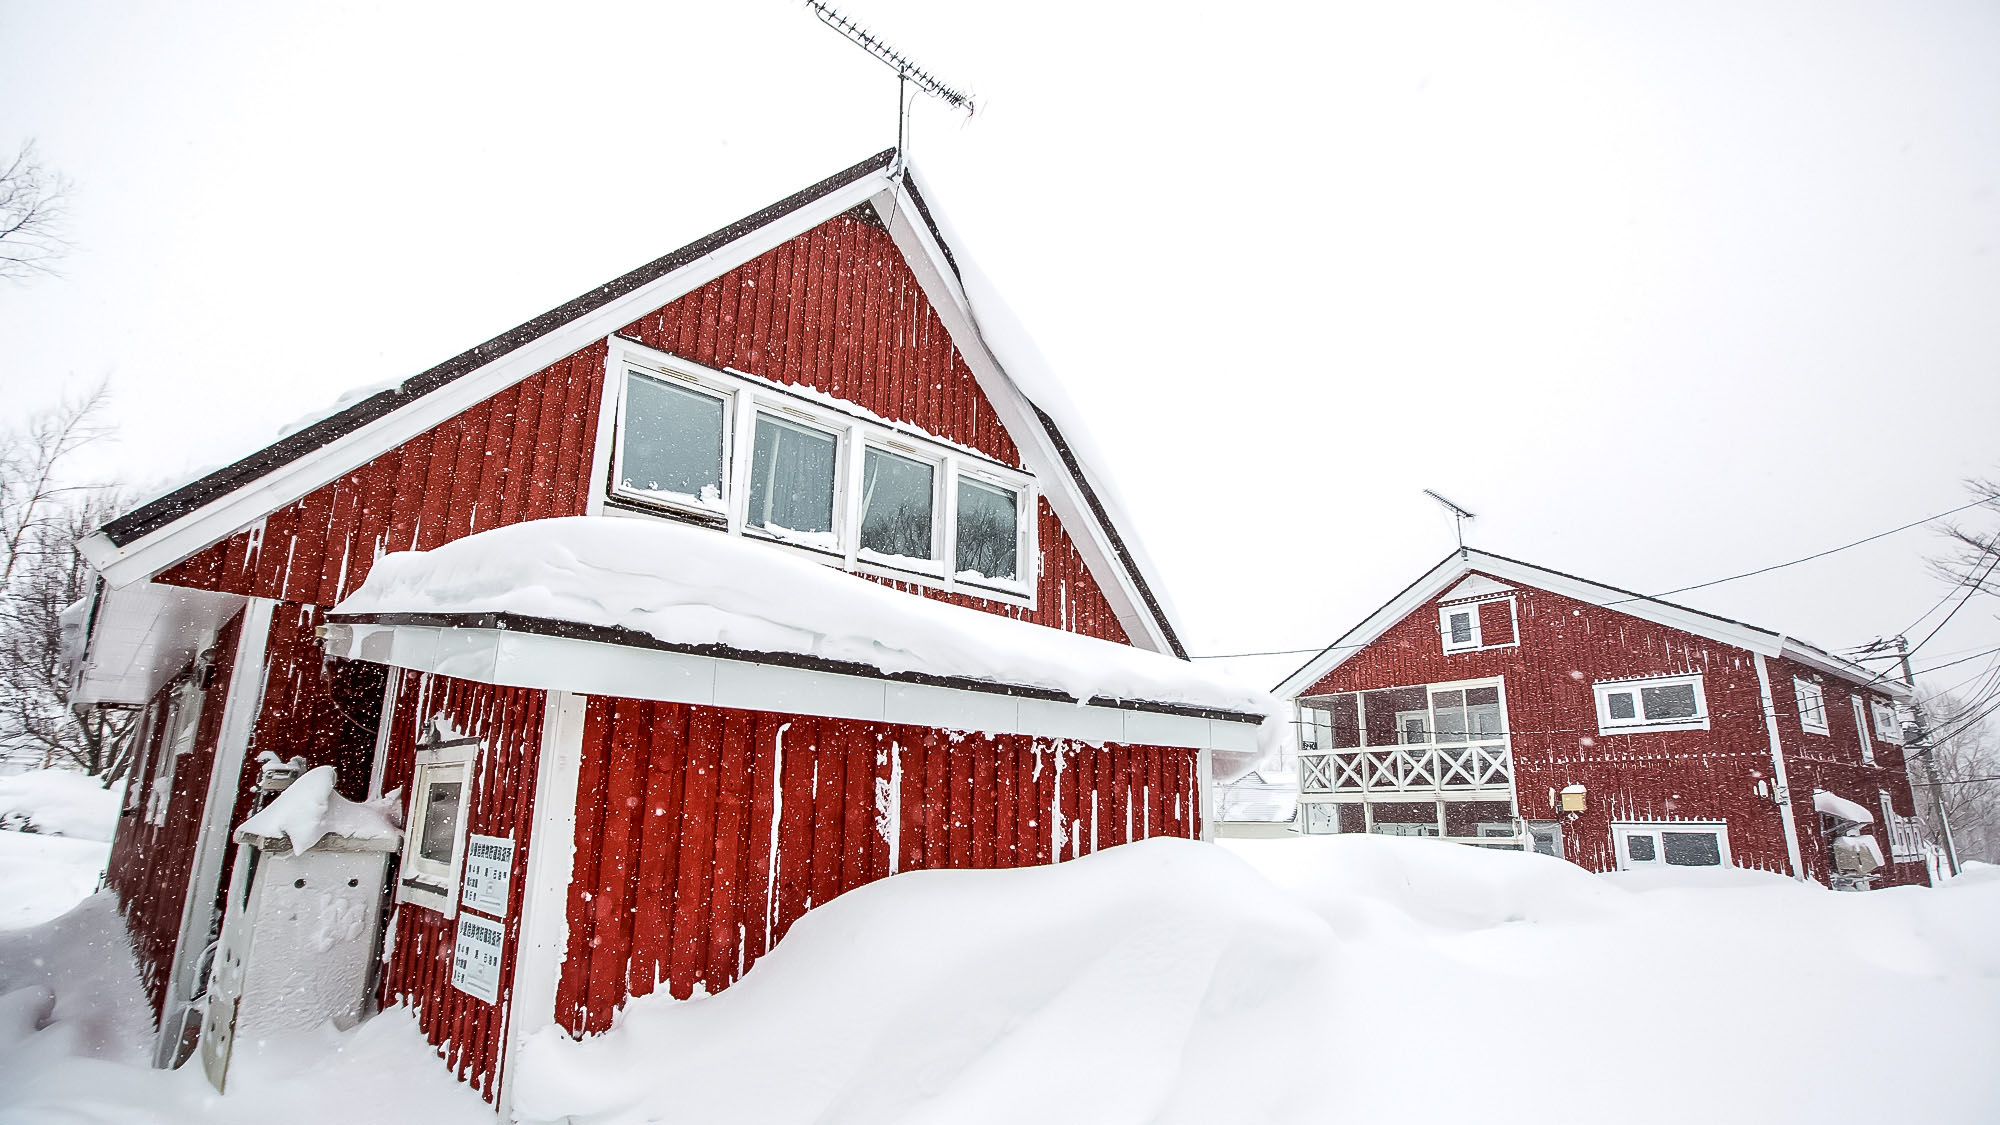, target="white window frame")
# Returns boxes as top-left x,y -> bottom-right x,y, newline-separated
739,406 -> 848,555
396,734 -> 480,918
1611,821 -> 1732,871
855,440 -> 945,579
1869,699 -> 1904,745
609,364 -> 736,522
1794,678 -> 1829,736
1438,596 -> 1517,654
603,339 -> 1038,607
1852,695 -> 1875,764
145,675 -> 206,827
1592,673 -> 1710,734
